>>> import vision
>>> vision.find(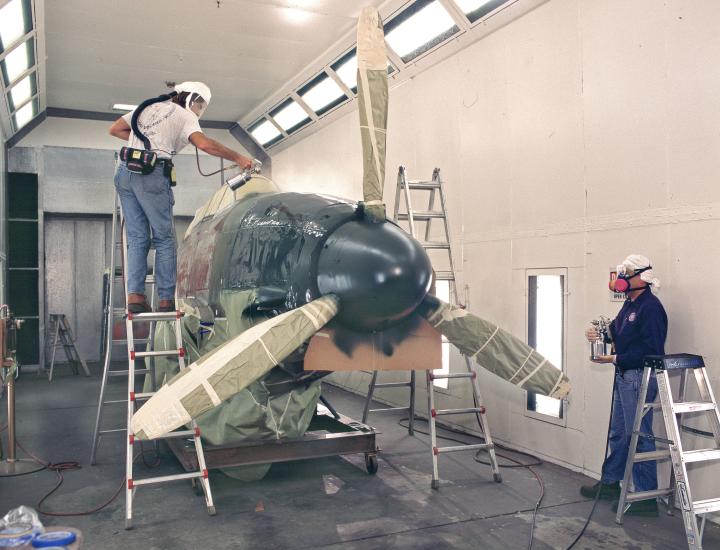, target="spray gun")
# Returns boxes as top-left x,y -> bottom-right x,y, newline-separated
590,316 -> 611,361
226,159 -> 262,191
